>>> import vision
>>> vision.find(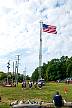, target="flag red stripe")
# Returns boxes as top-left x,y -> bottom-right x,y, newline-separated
48,25 -> 56,29
43,28 -> 56,32
43,24 -> 57,34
